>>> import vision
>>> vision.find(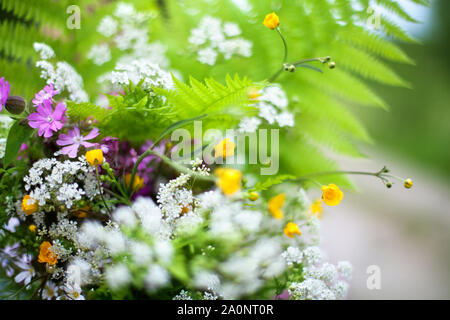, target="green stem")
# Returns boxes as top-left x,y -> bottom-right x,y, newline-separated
276,27 -> 288,63
295,167 -> 393,185
95,166 -> 112,216
268,67 -> 284,83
